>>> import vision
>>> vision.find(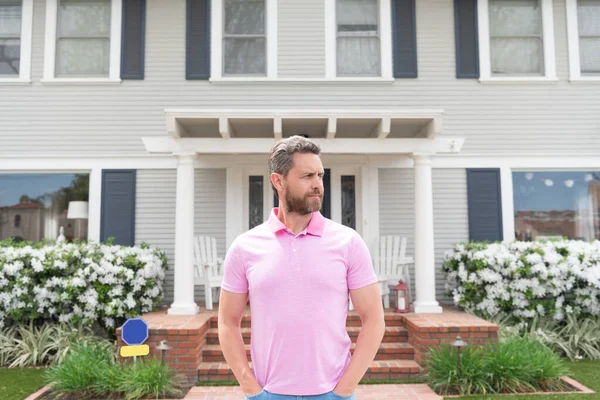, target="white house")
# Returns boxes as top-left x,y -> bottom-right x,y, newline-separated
1,0 -> 599,315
